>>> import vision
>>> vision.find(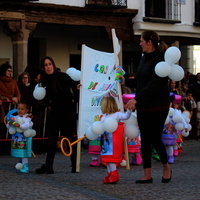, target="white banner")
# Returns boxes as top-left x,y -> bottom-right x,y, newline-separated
78,45 -> 121,138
